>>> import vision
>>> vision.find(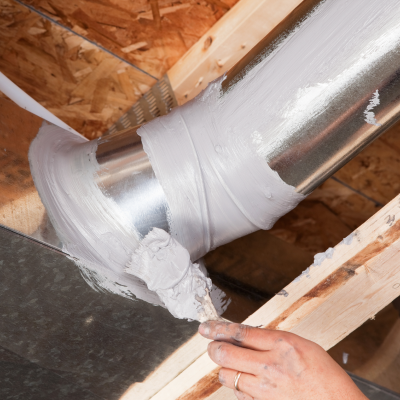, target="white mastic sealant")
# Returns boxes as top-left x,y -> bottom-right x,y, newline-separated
138,0 -> 400,260
293,232 -> 356,283
29,124 -> 163,306
364,90 -> 382,127
313,247 -> 335,267
341,233 -> 355,246
29,124 -> 230,320
126,228 -> 221,322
